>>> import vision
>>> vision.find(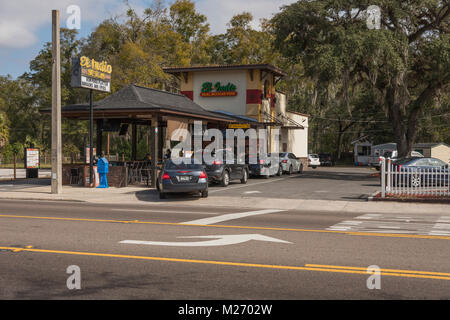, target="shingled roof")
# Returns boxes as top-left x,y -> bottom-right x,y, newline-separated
53,84 -> 234,121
